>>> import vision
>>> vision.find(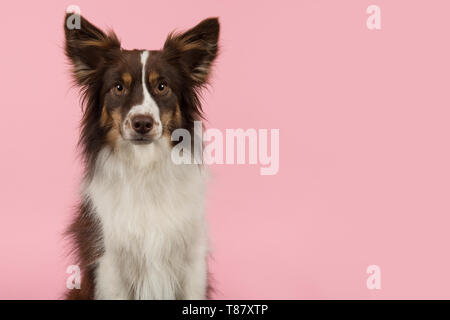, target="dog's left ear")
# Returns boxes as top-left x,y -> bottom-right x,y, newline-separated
64,13 -> 121,87
164,18 -> 220,85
